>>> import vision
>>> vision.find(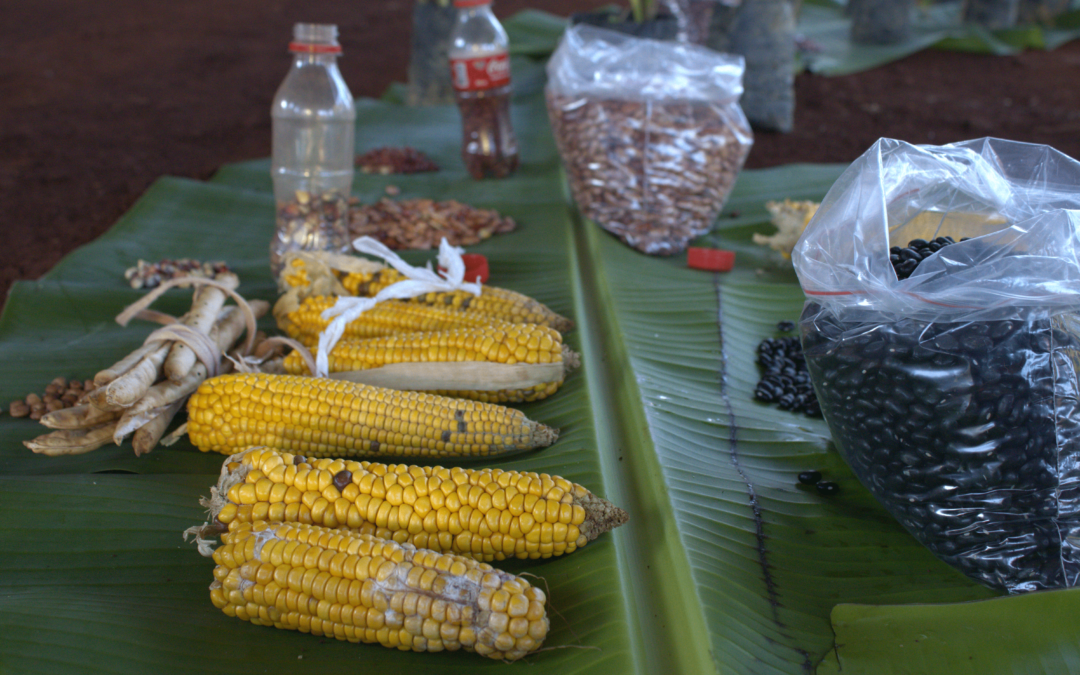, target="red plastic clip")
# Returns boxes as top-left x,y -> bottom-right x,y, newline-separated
462,253 -> 489,283
687,247 -> 735,272
440,253 -> 489,284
